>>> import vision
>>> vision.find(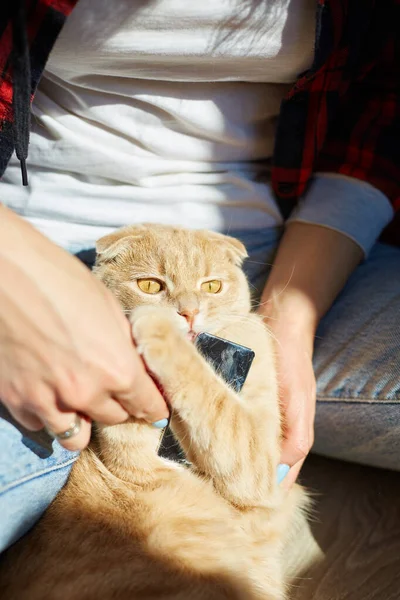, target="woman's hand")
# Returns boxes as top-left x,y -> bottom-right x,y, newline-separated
0,206 -> 169,451
261,296 -> 317,489
258,222 -> 363,487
